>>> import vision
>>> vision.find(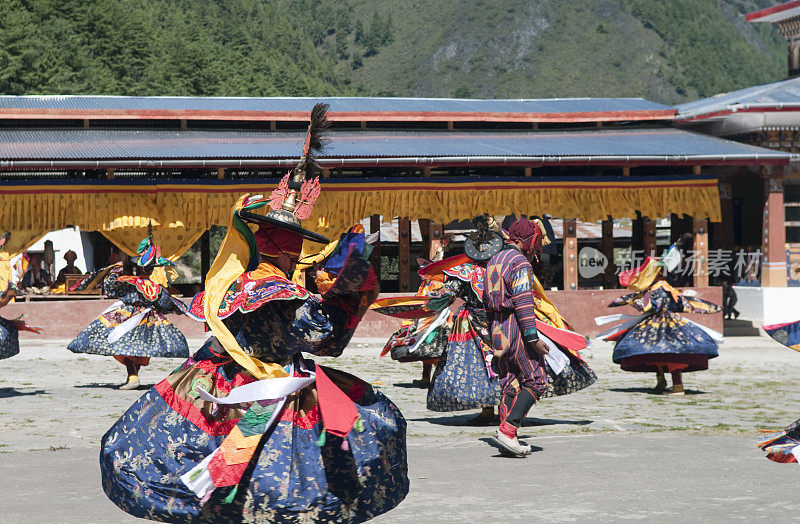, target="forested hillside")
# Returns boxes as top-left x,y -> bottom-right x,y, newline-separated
0,0 -> 789,103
